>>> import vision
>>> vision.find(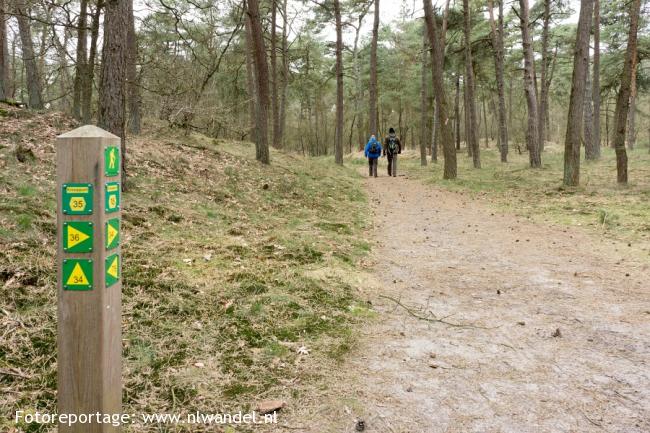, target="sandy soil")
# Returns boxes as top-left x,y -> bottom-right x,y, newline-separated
286,171 -> 649,433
